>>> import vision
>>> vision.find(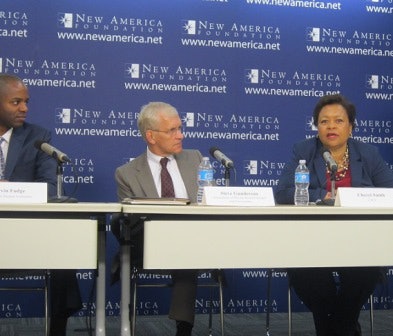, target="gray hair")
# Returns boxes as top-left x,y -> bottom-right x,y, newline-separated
138,102 -> 179,140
